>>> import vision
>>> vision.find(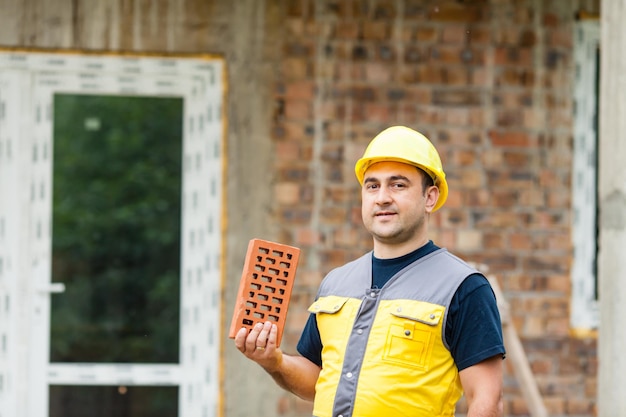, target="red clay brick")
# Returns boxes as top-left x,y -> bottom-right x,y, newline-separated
429,4 -> 484,23
489,130 -> 533,147
295,227 -> 321,246
441,26 -> 469,44
284,81 -> 315,100
415,26 -> 438,42
362,21 -> 389,40
335,21 -> 360,39
281,58 -> 309,79
229,239 -> 301,347
274,182 -> 301,205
